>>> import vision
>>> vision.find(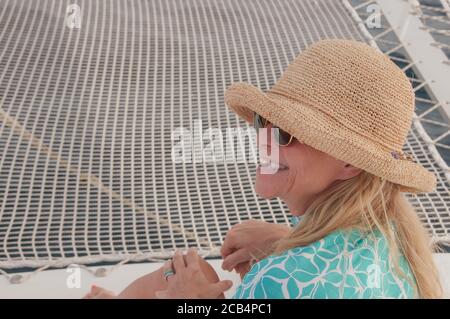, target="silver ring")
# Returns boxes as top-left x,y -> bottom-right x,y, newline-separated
163,269 -> 175,281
